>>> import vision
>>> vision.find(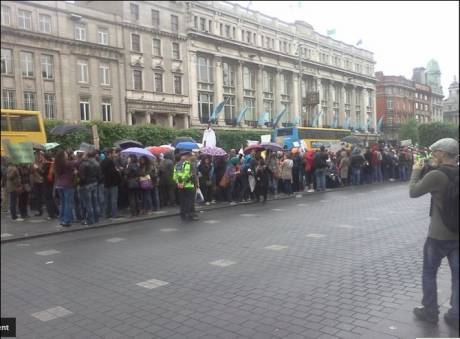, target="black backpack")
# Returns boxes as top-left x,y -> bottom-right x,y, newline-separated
314,153 -> 327,169
431,166 -> 459,233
